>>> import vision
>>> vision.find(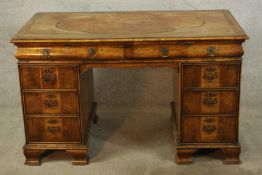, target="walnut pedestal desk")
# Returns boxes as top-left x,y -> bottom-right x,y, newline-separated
11,10 -> 248,165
